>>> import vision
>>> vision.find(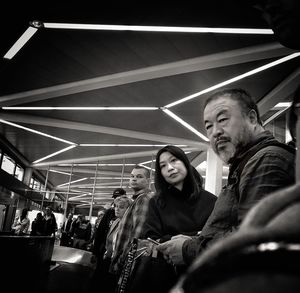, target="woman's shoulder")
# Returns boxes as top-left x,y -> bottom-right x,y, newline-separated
197,188 -> 217,202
